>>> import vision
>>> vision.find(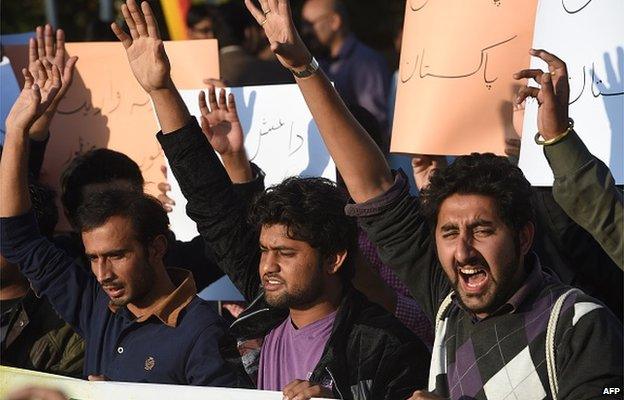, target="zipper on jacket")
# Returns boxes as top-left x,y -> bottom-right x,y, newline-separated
326,367 -> 345,399
229,307 -> 270,330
